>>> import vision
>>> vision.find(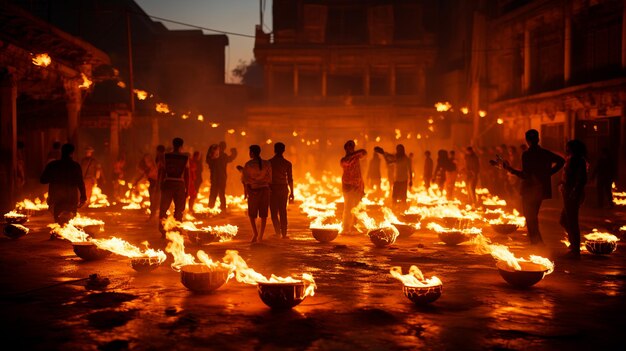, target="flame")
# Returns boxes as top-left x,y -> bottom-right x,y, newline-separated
472,234 -> 554,274
156,103 -> 170,113
584,229 -> 619,243
460,107 -> 469,114
390,266 -> 442,287
68,214 -> 104,228
211,123 -> 219,128
88,185 -> 110,208
497,118 -> 504,125
179,221 -> 238,242
91,237 -> 166,262
133,89 -> 148,100
32,53 -> 51,67
427,222 -> 481,235
435,102 -> 452,112
227,129 -> 235,134
48,223 -> 90,243
165,230 -> 197,271
15,196 -> 49,211
479,110 -> 487,117
197,115 -> 204,122
4,210 -> 27,219
78,73 -> 92,89
117,81 -> 127,88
